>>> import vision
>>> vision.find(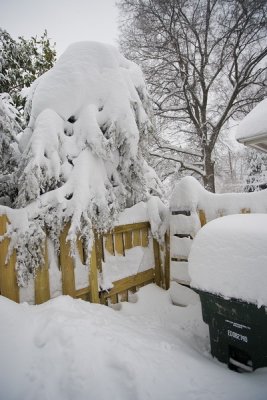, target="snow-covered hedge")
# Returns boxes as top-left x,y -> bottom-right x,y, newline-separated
189,214 -> 267,307
0,42 -> 165,286
170,176 -> 267,218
